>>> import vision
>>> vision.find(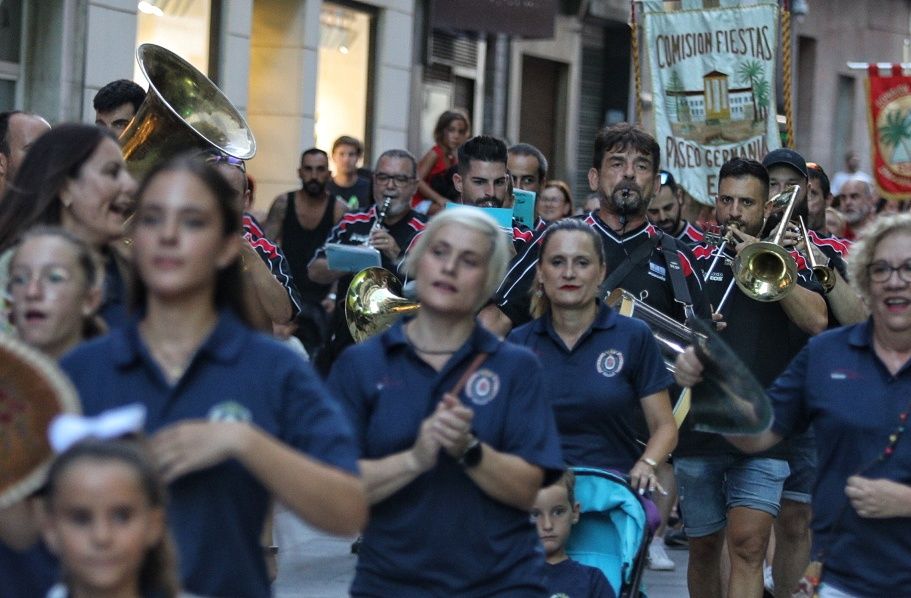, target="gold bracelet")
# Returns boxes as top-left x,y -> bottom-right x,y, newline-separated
640,457 -> 658,468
